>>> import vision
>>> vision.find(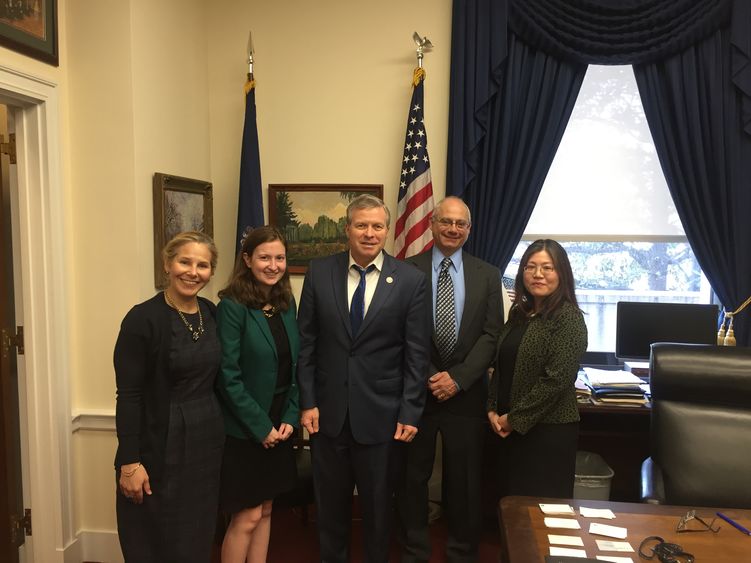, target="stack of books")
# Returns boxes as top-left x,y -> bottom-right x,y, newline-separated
581,367 -> 649,406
